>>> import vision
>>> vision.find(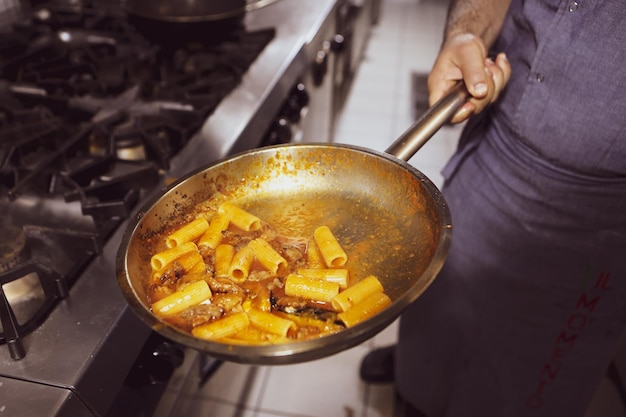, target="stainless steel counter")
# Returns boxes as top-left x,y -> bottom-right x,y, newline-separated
0,1 -> 339,415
